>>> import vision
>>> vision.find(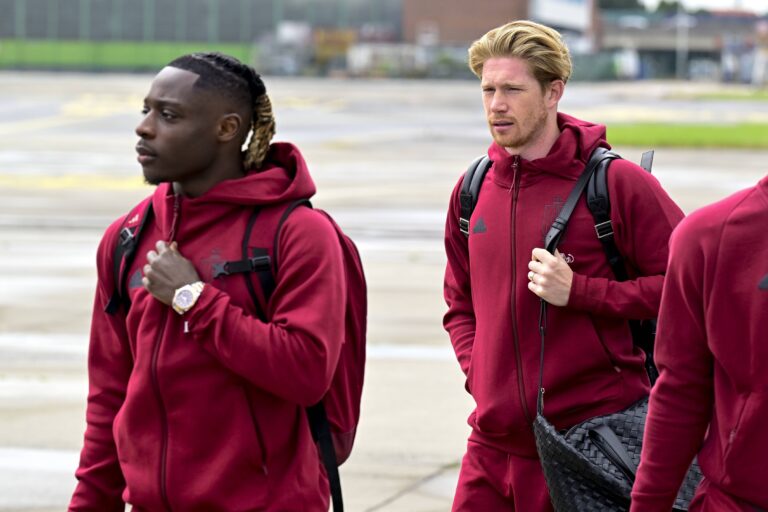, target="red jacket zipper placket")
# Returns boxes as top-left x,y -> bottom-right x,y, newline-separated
152,193 -> 181,511
509,155 -> 533,425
